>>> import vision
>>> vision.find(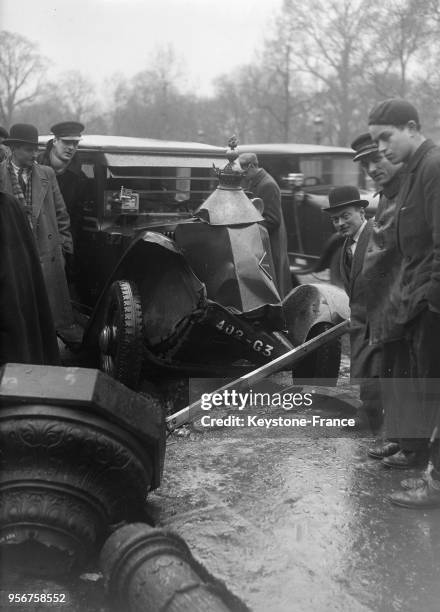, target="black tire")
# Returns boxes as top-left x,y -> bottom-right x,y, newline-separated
292,322 -> 341,384
99,280 -> 144,390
